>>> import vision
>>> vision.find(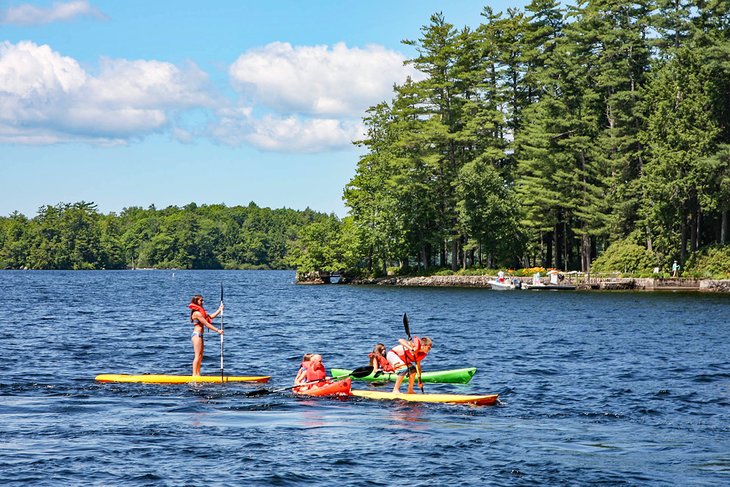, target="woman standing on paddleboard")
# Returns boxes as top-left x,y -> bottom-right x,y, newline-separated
188,295 -> 224,376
